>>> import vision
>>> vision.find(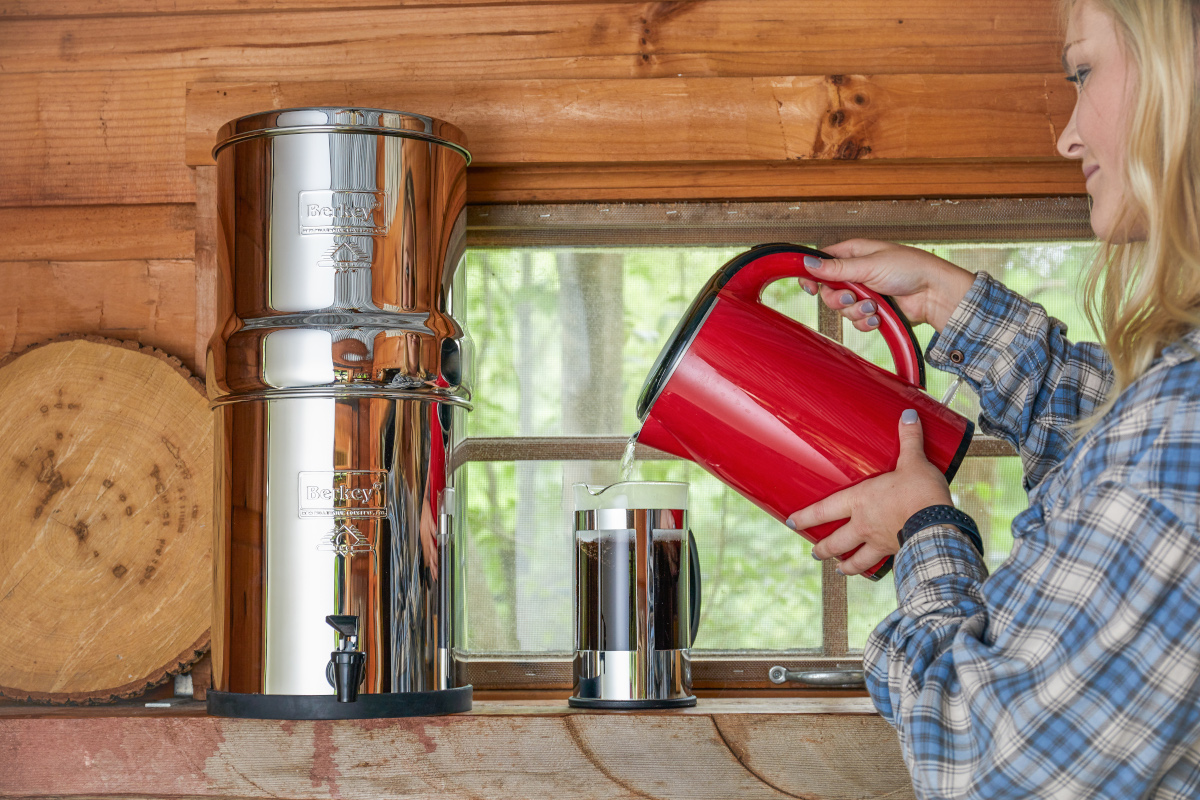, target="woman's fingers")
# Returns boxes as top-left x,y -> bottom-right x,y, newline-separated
811,284 -> 881,329
801,519 -> 888,575
835,543 -> 892,577
800,242 -> 895,329
803,245 -> 885,289
787,490 -> 852,537
808,518 -> 861,561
